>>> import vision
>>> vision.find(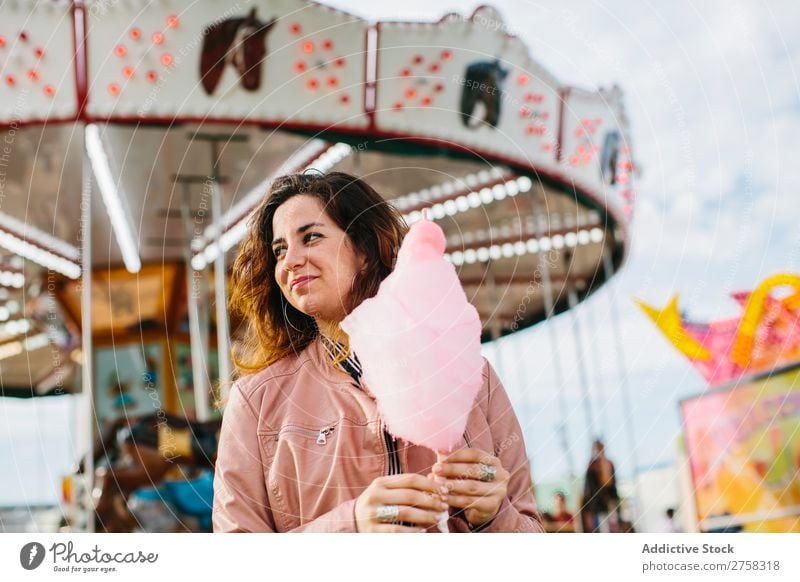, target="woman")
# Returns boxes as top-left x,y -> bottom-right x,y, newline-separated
212,171 -> 544,533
